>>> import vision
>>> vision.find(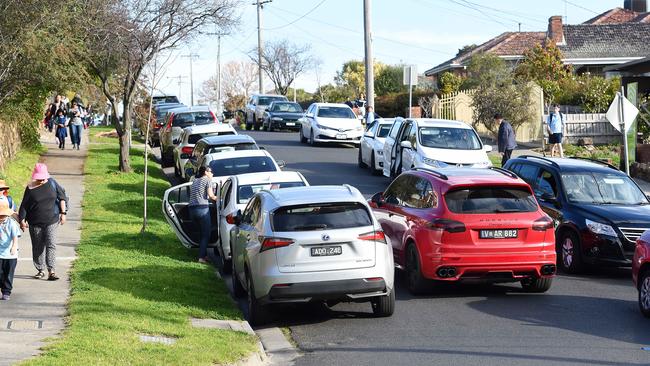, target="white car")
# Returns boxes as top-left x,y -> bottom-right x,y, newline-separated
299,103 -> 364,146
358,118 -> 394,175
382,118 -> 492,178
216,171 -> 309,272
173,124 -> 237,179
